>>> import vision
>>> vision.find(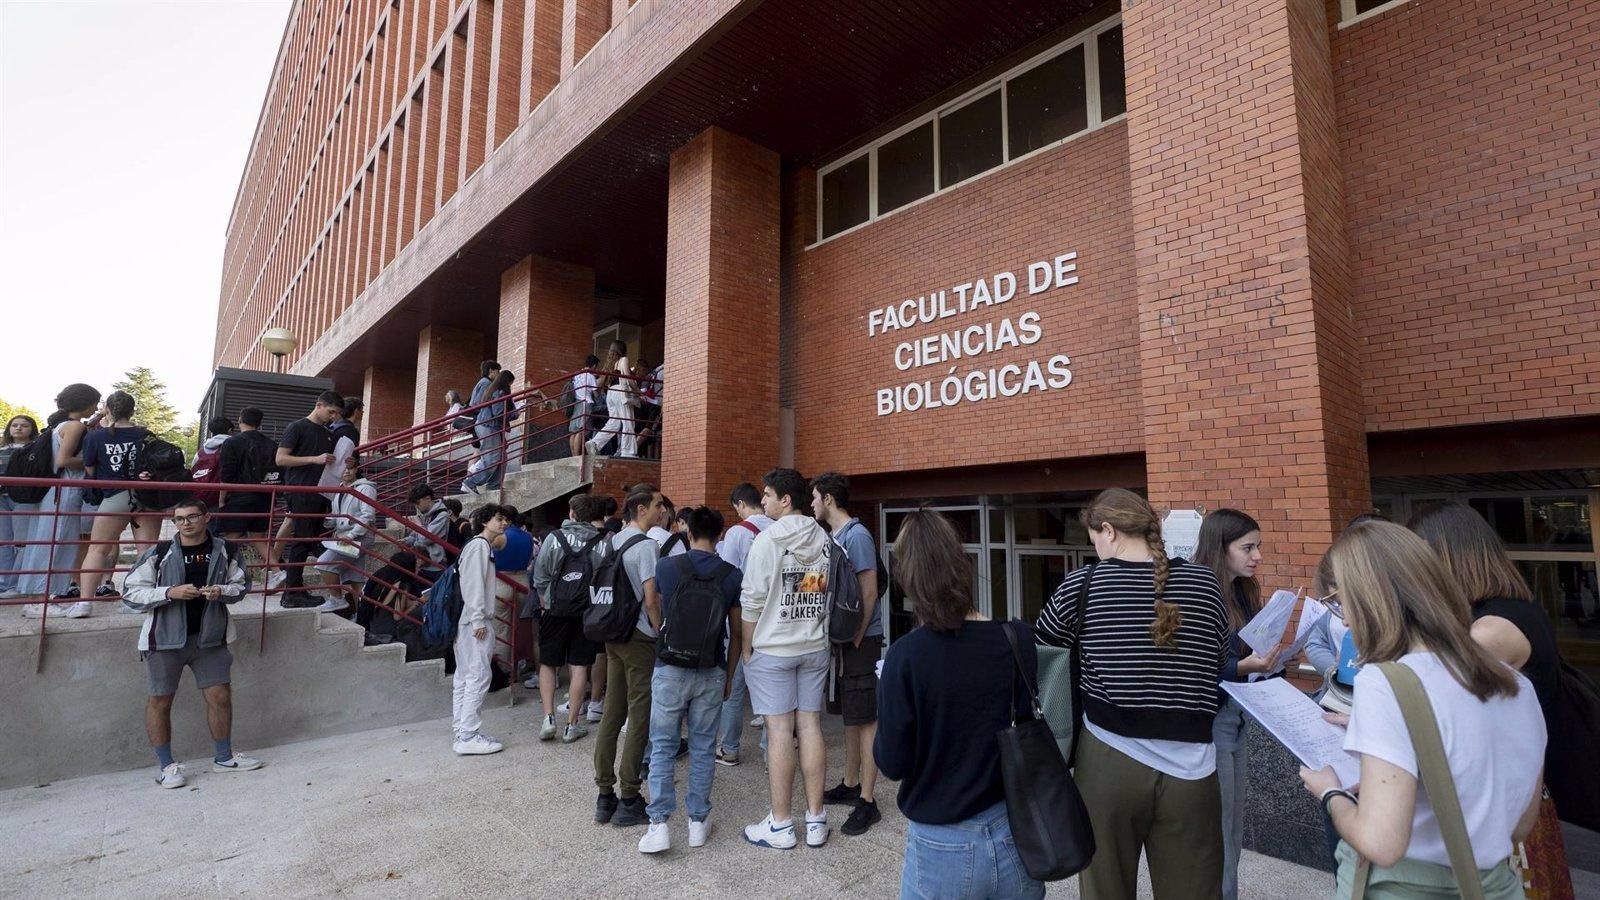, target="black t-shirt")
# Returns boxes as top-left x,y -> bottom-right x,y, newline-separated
1472,596 -> 1561,744
219,431 -> 278,510
278,417 -> 333,486
180,540 -> 211,635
